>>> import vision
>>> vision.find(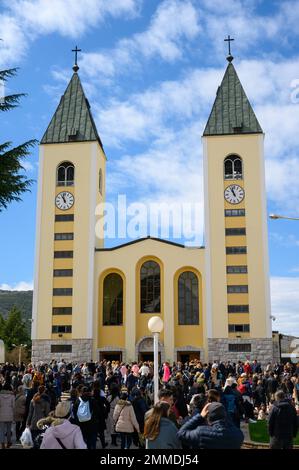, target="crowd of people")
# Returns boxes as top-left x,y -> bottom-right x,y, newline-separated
0,358 -> 298,450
